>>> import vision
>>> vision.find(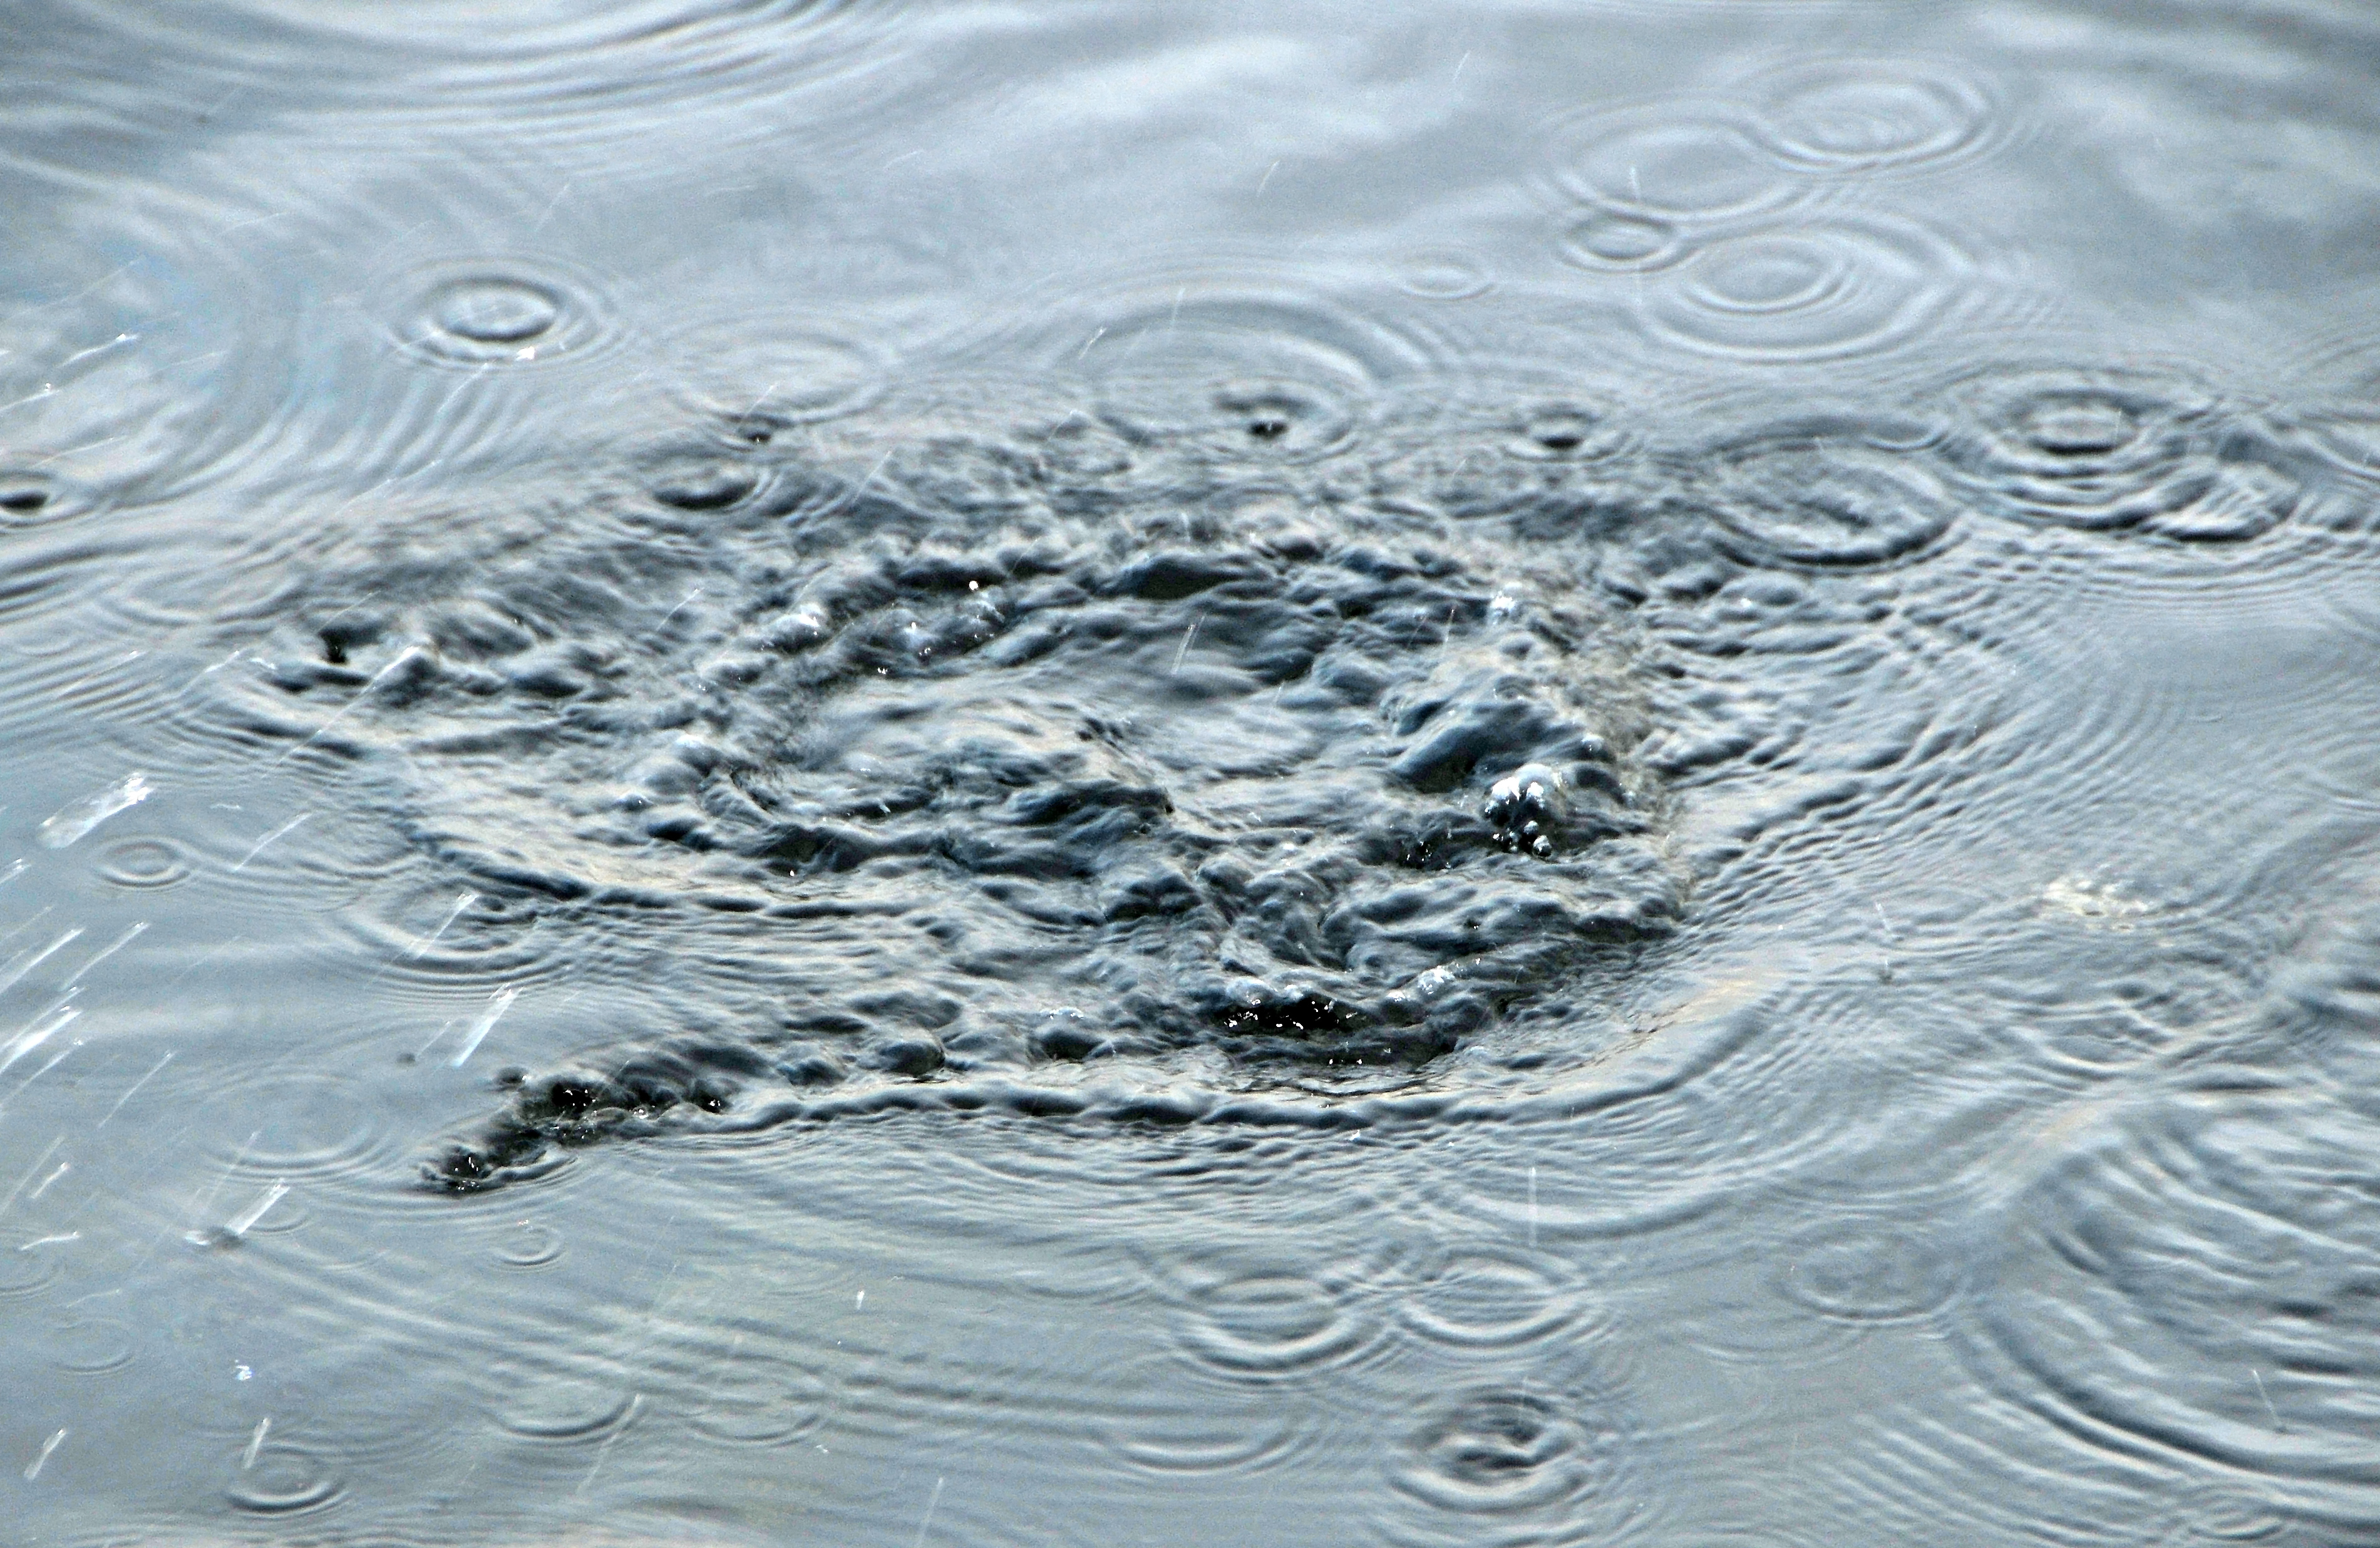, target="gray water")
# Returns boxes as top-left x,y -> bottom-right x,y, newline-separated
6,1 -> 2380,1543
